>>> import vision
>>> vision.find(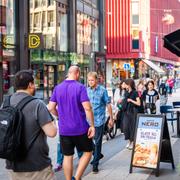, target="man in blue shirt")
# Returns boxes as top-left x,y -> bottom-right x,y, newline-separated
87,72 -> 113,173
